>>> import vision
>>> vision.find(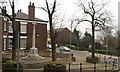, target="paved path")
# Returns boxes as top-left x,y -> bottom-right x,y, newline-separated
66,50 -> 119,72
21,50 -> 119,72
